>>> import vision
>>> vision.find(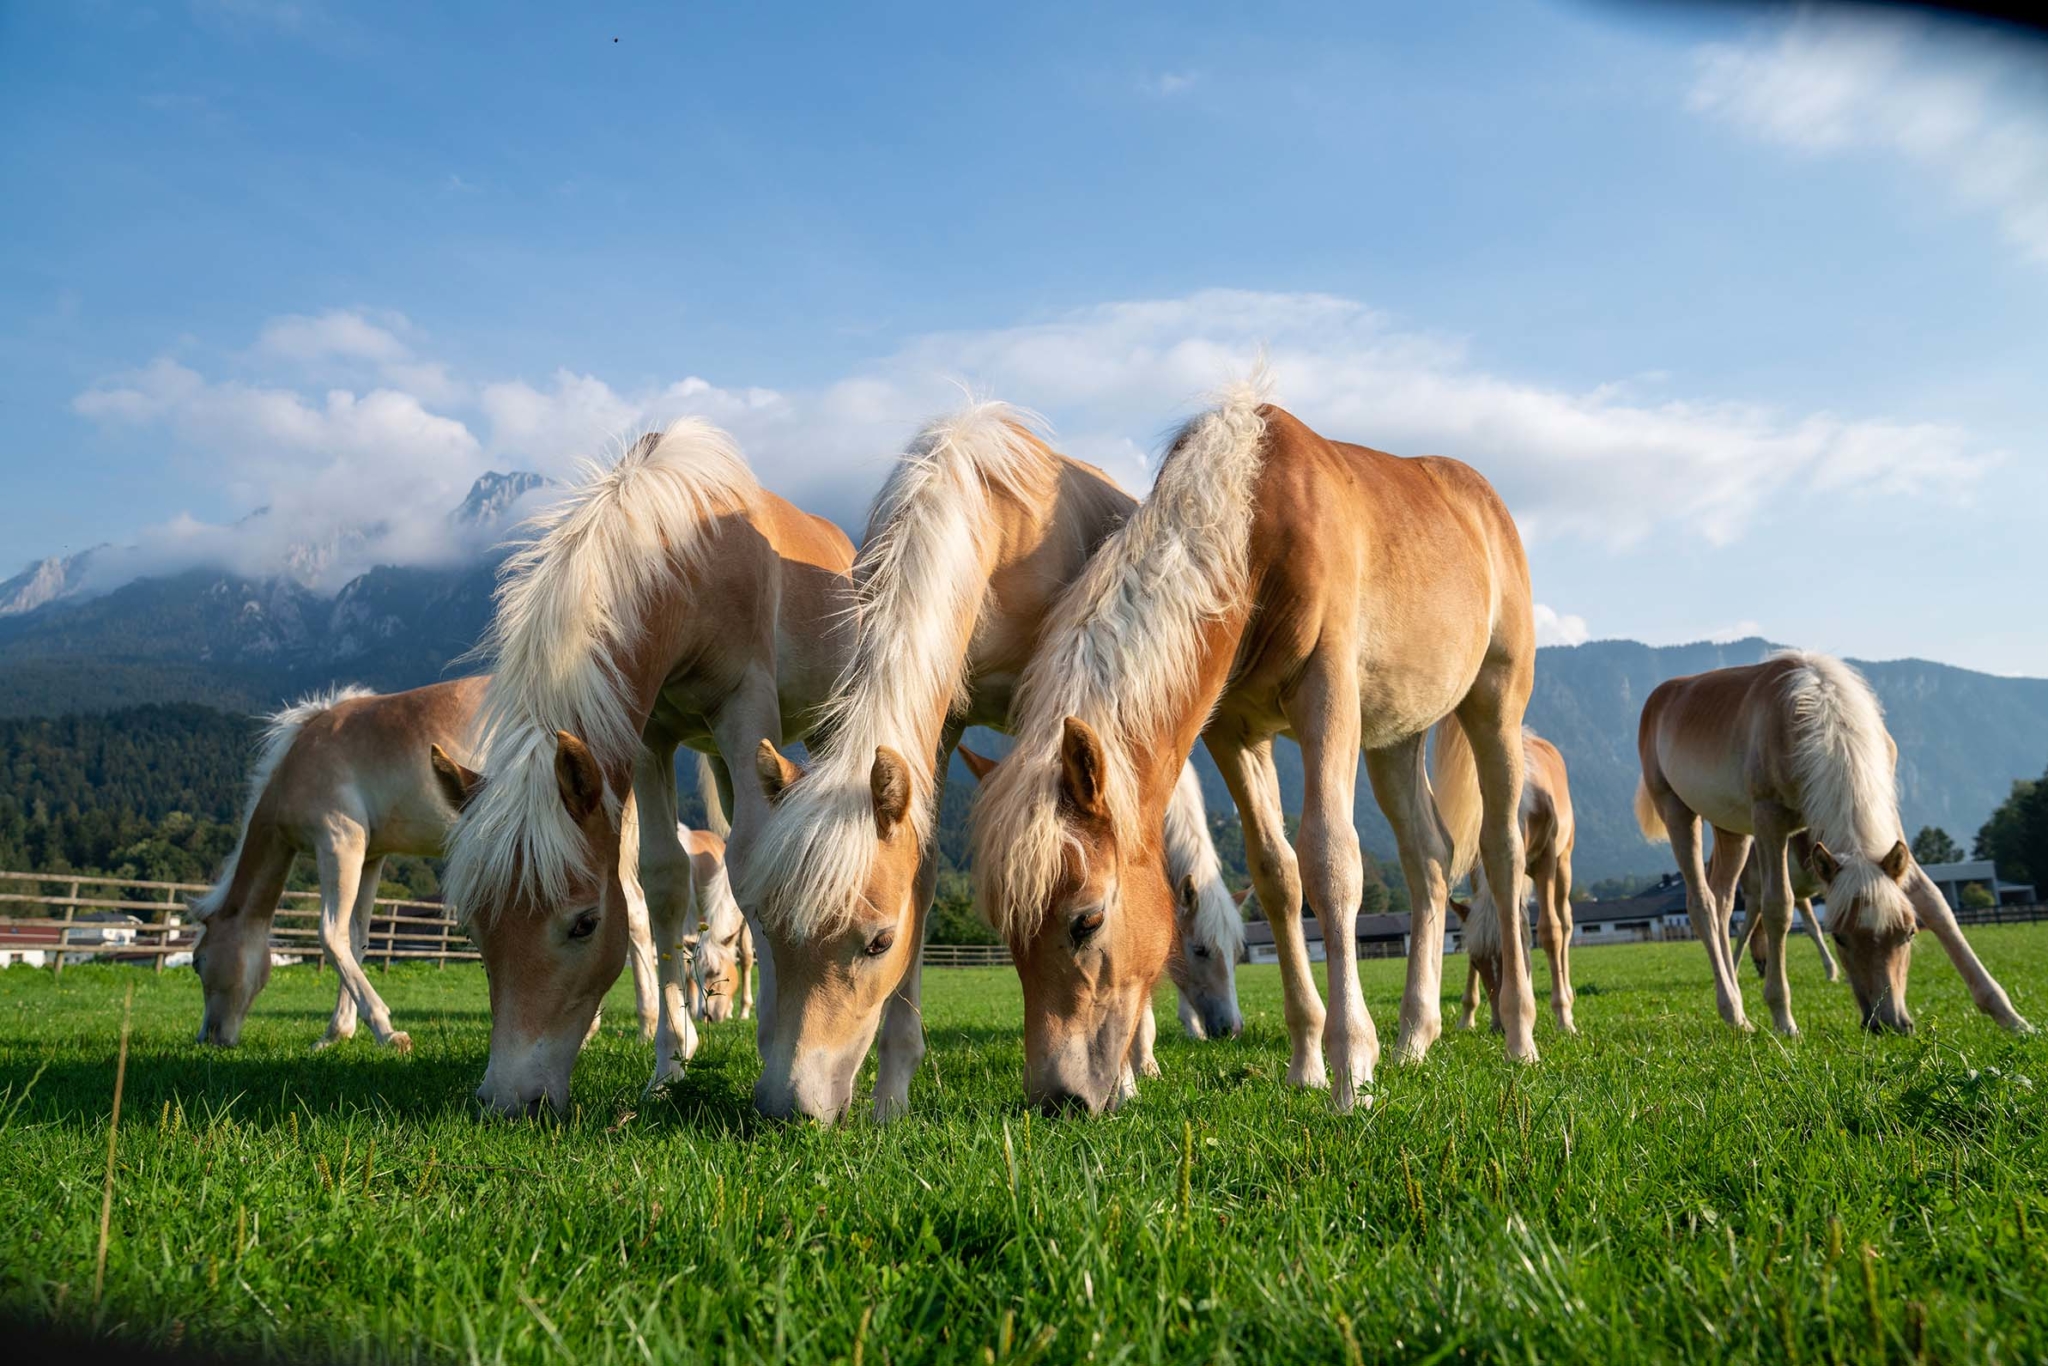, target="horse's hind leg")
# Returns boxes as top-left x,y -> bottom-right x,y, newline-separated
1538,853 -> 1577,1035
322,880 -> 363,1046
1455,705 -> 1537,1063
316,840 -> 408,1051
1750,808 -> 1801,1036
